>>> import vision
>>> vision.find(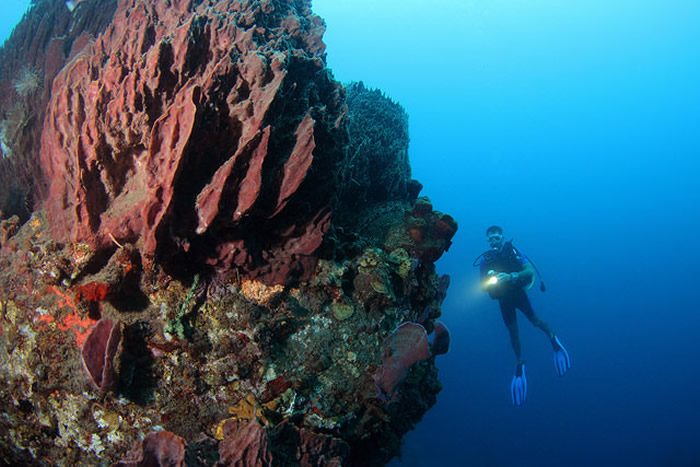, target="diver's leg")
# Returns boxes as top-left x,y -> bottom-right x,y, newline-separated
501,297 -> 528,405
517,292 -> 555,341
499,299 -> 522,364
518,292 -> 571,375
